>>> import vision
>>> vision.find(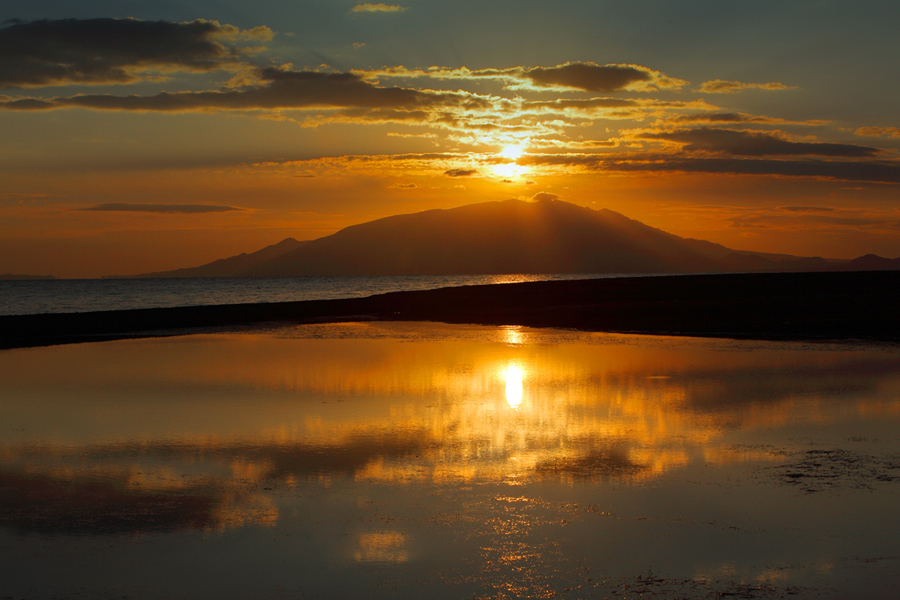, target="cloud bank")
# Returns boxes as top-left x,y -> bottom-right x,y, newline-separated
0,18 -> 270,88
